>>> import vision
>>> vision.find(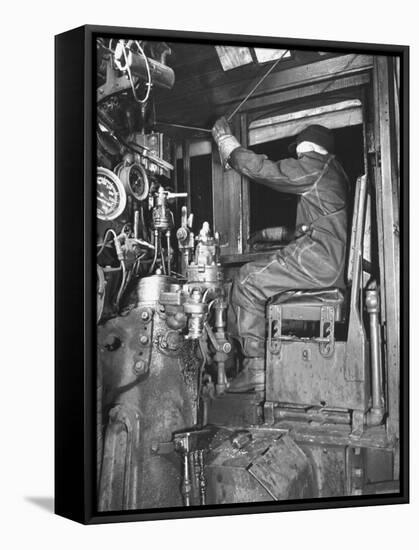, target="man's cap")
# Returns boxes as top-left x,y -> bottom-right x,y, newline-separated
288,124 -> 334,154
